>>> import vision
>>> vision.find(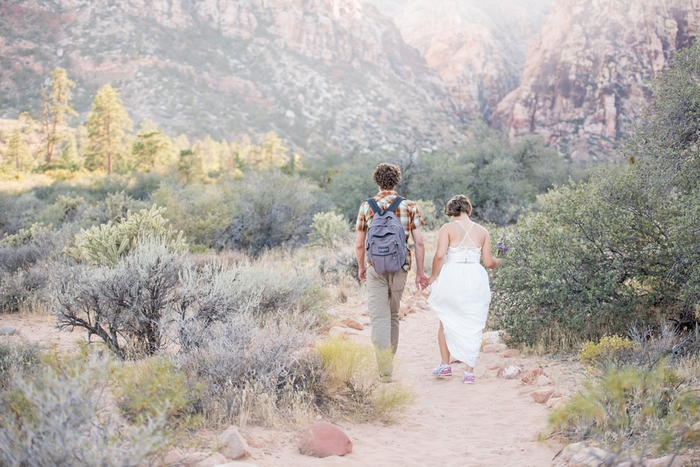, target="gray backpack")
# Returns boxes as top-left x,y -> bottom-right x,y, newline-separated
365,196 -> 407,274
